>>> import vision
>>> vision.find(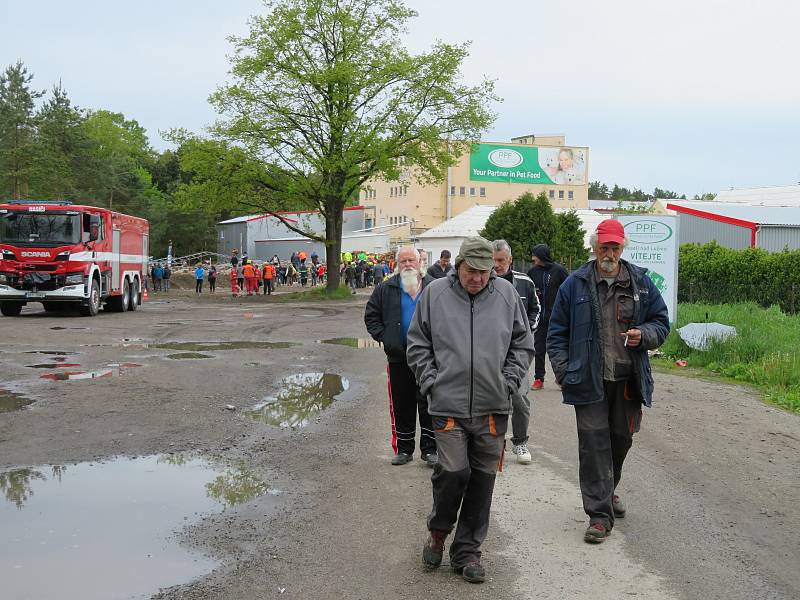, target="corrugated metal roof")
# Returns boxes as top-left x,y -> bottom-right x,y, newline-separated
668,201 -> 800,226
715,184 -> 800,206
